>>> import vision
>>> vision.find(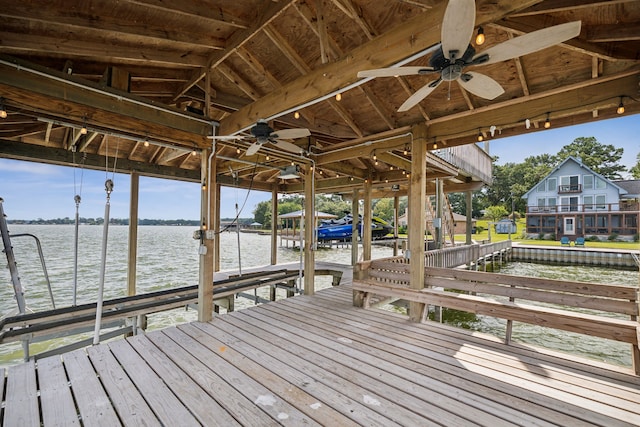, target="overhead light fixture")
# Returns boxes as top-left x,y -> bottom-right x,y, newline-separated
617,97 -> 625,114
475,27 -> 485,45
0,98 -> 6,119
544,113 -> 551,129
280,165 -> 300,179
